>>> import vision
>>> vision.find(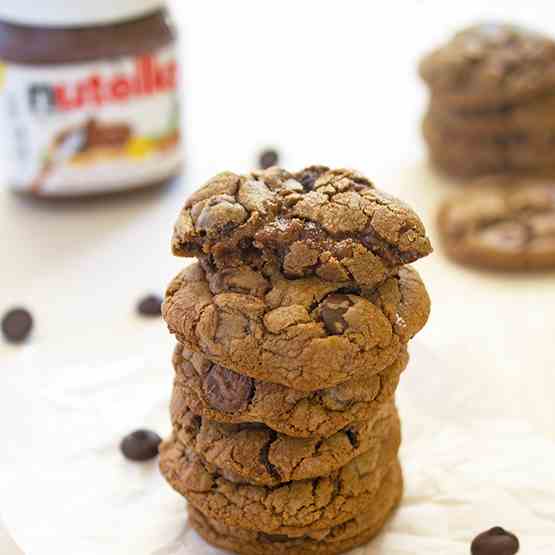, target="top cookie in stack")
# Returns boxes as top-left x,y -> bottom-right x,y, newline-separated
164,166 -> 432,390
420,23 -> 555,178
